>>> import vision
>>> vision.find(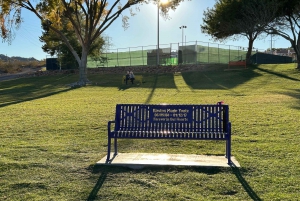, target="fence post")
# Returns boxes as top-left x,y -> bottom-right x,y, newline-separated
208,42 -> 210,64
129,47 -> 131,67
195,40 -> 197,65
142,46 -> 144,66
117,49 -> 119,67
106,51 -> 108,67
229,45 -> 230,62
178,42 -> 181,65
218,44 -> 220,64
